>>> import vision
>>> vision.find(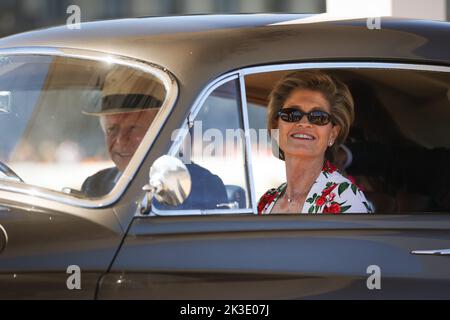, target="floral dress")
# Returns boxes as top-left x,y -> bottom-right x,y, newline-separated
257,161 -> 374,214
